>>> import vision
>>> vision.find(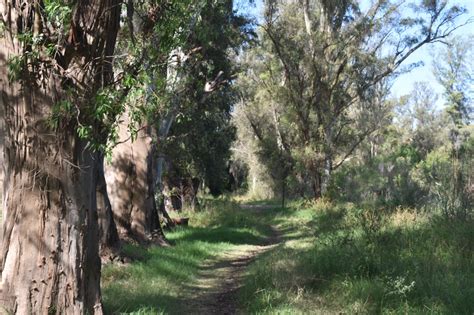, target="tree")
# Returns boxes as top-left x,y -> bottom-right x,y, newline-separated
161,0 -> 251,208
0,0 -> 120,313
394,82 -> 444,158
97,156 -> 121,259
232,98 -> 277,199
104,0 -> 201,243
105,113 -> 162,243
434,35 -> 473,127
432,35 -> 474,218
238,0 -> 469,199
